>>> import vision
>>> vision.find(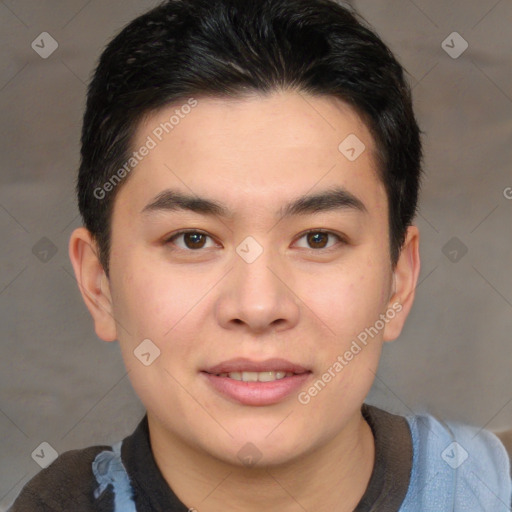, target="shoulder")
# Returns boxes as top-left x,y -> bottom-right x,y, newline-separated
8,445 -> 114,512
401,411 -> 512,510
406,411 -> 511,474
